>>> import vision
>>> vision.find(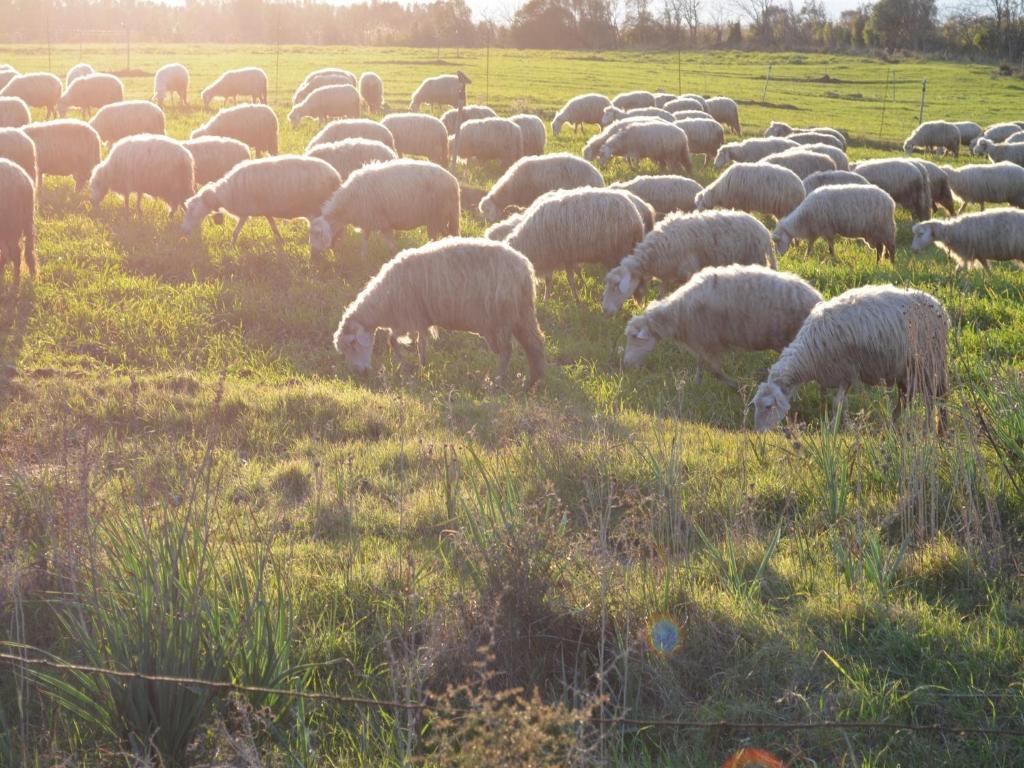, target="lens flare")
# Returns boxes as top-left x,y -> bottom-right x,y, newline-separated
647,615 -> 683,656
721,747 -> 785,768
